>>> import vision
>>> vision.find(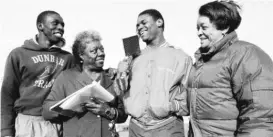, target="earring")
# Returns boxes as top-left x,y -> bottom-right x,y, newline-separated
80,60 -> 83,63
